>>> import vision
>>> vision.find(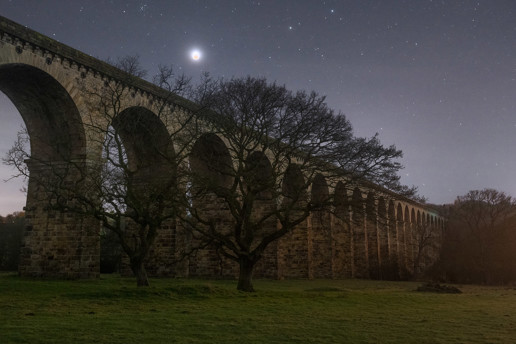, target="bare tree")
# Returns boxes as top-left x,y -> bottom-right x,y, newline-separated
444,188 -> 516,284
184,76 -> 418,291
412,218 -> 437,276
105,55 -> 148,79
